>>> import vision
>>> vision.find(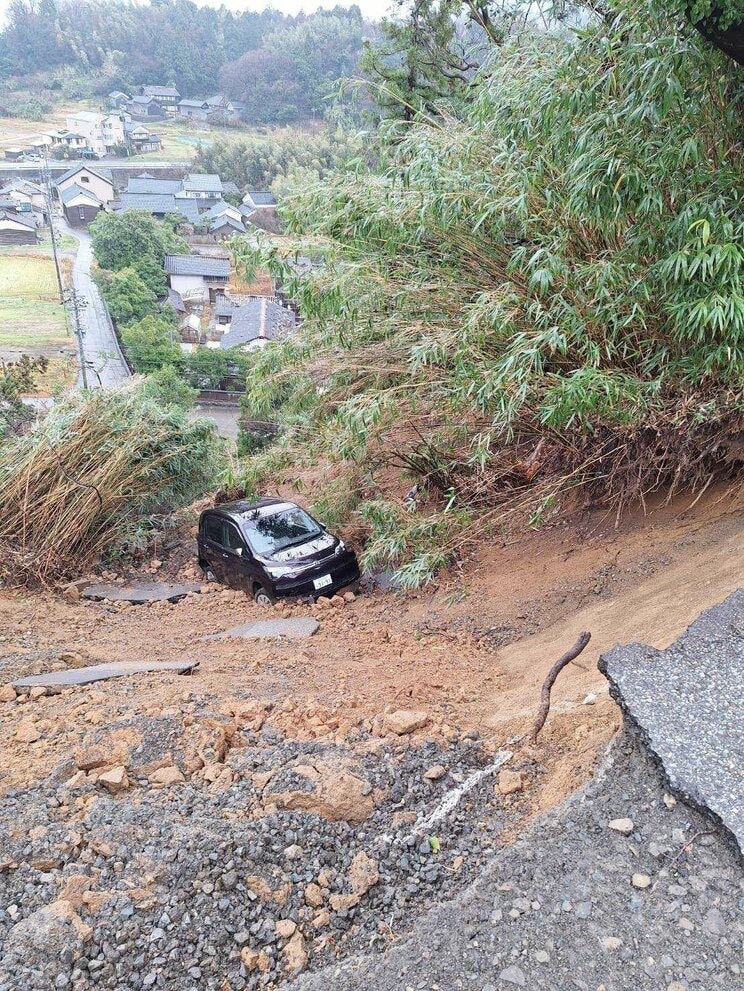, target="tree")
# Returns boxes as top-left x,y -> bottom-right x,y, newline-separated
89,210 -> 185,272
141,364 -> 198,408
120,314 -> 181,372
98,268 -> 157,325
0,355 -> 48,439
